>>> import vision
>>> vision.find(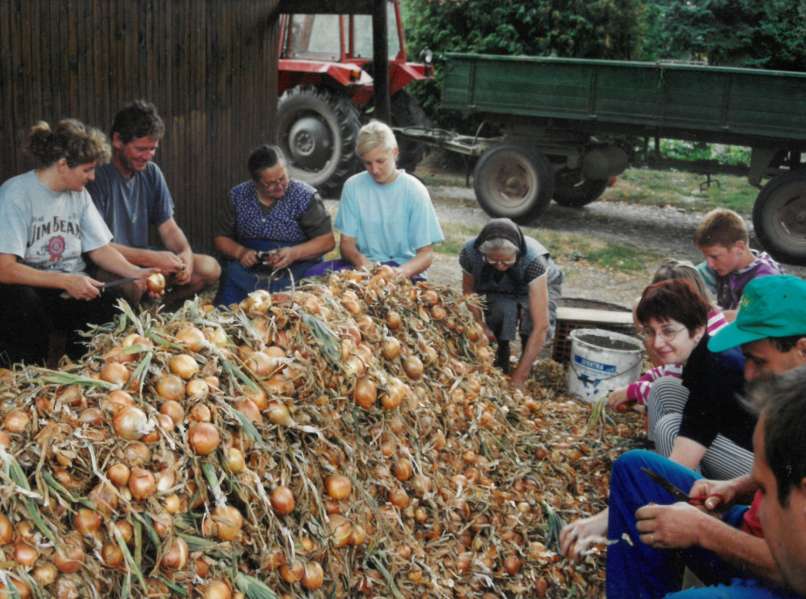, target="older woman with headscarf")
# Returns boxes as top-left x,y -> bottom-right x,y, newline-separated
459,218 -> 563,387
